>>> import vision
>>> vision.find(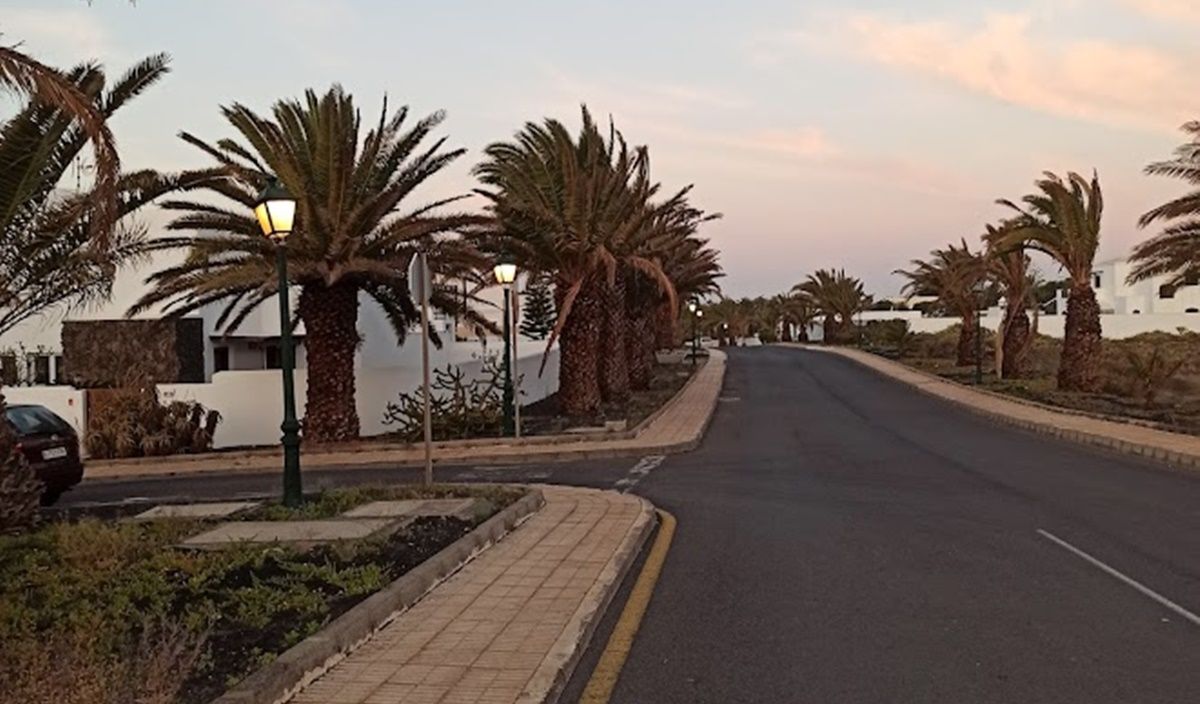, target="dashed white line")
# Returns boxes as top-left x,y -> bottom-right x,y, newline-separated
614,455 -> 666,493
1037,528 -> 1200,628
